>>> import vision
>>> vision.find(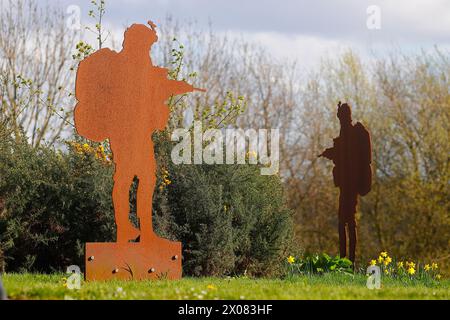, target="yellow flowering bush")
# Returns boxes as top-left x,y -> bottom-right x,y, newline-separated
159,168 -> 172,191
68,141 -> 111,165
